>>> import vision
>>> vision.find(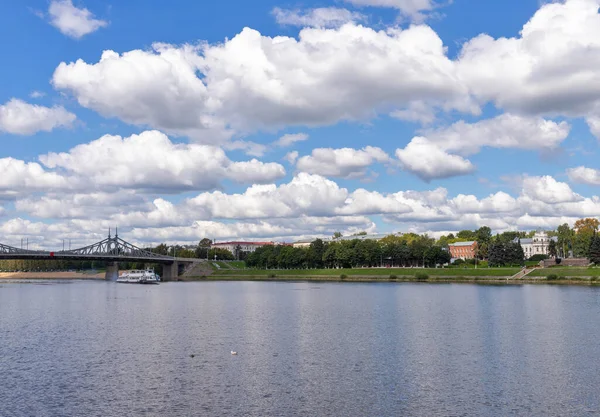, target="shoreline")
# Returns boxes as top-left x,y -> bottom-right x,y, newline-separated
183,274 -> 600,285
0,271 -> 104,280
